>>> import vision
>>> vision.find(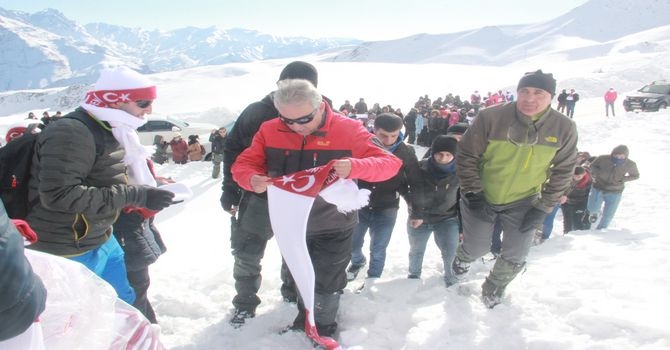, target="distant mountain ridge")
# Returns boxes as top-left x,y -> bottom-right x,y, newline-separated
329,0 -> 670,64
1,0 -> 669,92
0,8 -> 361,91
